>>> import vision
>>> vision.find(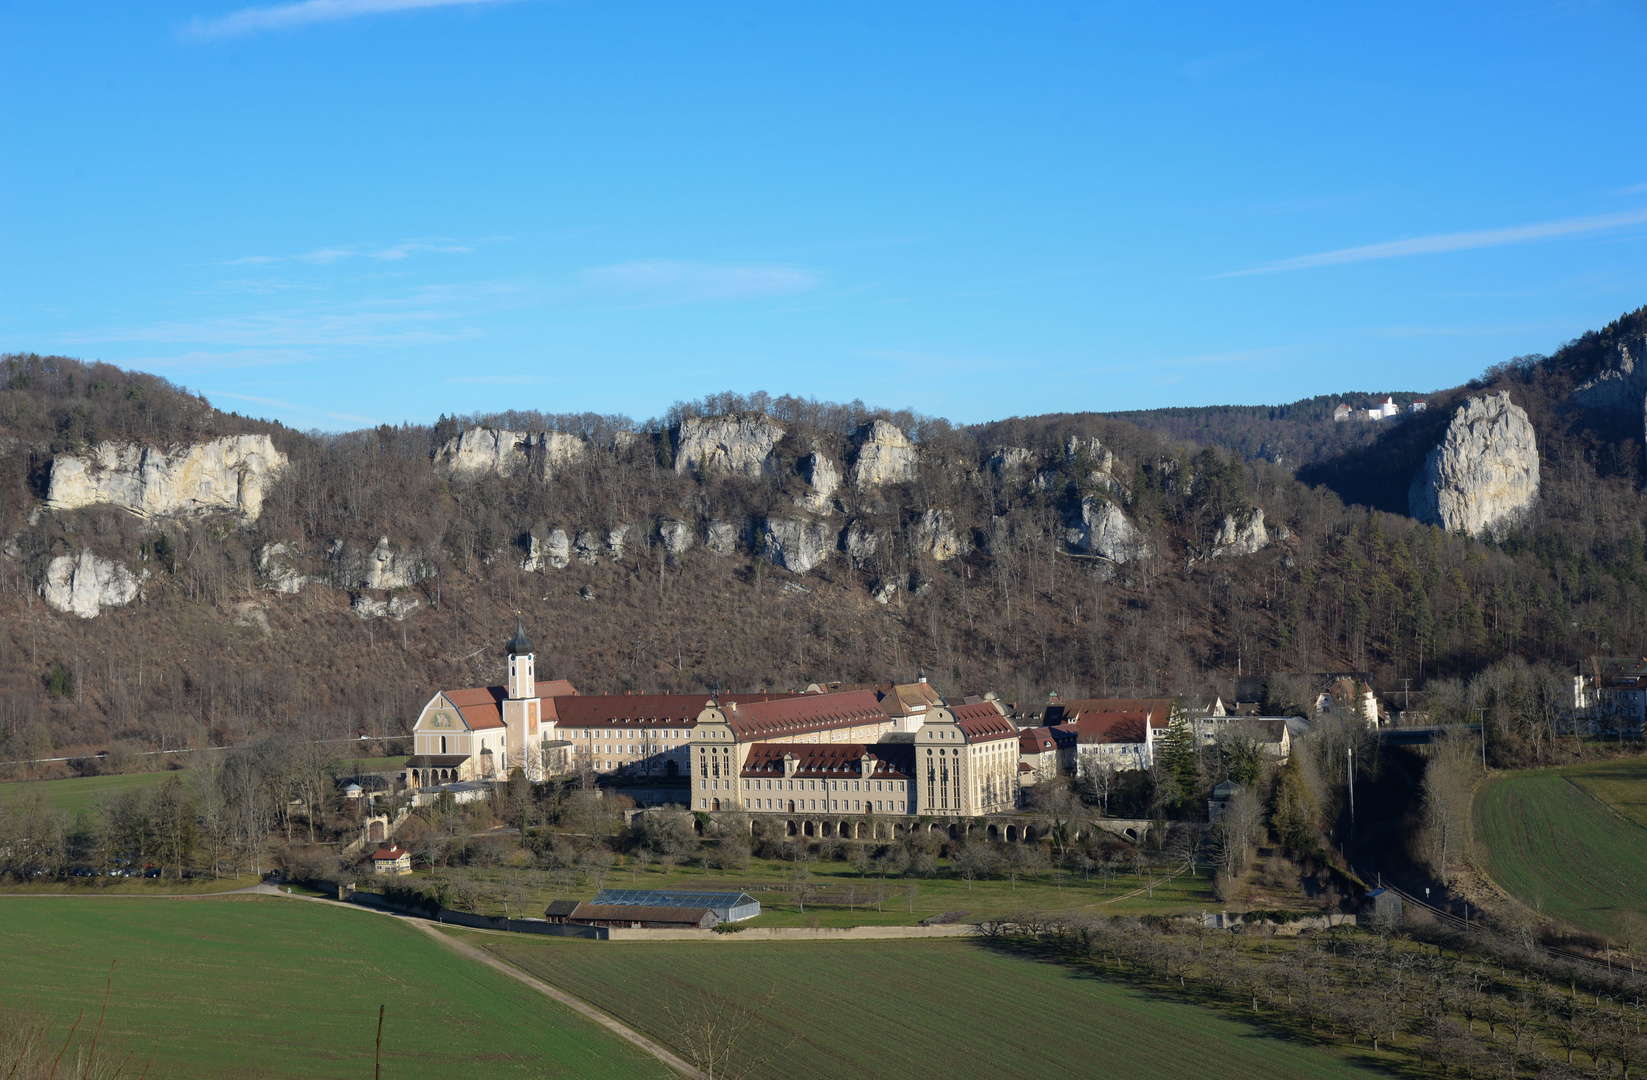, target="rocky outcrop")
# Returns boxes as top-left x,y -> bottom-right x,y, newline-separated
606,525 -> 632,561
911,509 -> 971,562
353,593 -> 420,620
1571,336 -> 1647,414
523,527 -> 570,571
1408,391 -> 1540,541
574,531 -> 602,565
796,450 -> 841,513
40,550 -> 147,618
329,537 -> 429,590
434,427 -> 587,481
46,434 -> 286,522
1066,436 -> 1121,491
1212,508 -> 1269,558
704,521 -> 738,557
673,415 -> 785,478
659,520 -> 694,563
760,517 -> 831,574
1065,497 -> 1151,563
872,579 -> 898,604
850,421 -> 918,490
258,542 -> 307,594
843,520 -> 879,569
988,447 -> 1036,477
